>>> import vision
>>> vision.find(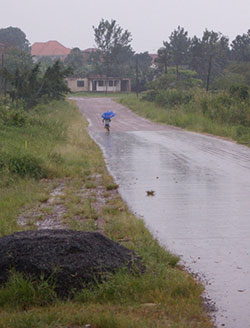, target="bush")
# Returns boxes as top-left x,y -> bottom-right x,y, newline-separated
0,102 -> 27,127
229,85 -> 249,100
140,89 -> 159,102
155,89 -> 193,107
0,152 -> 47,179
